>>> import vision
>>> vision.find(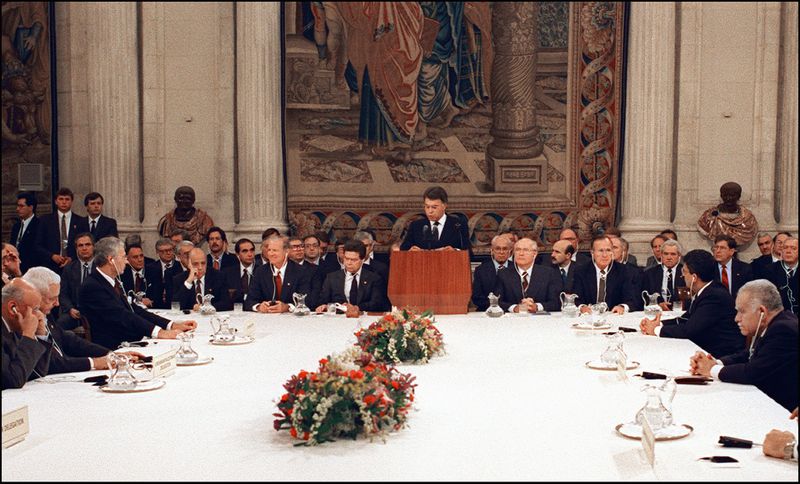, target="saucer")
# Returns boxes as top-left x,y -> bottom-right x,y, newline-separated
100,379 -> 166,393
615,422 -> 693,441
585,360 -> 640,371
210,335 -> 255,346
176,356 -> 214,366
572,322 -> 612,330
